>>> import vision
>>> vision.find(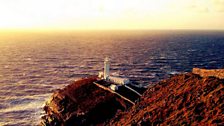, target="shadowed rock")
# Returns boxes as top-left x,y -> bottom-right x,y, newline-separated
40,76 -> 133,126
